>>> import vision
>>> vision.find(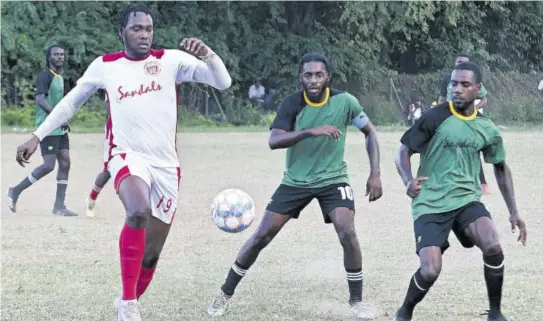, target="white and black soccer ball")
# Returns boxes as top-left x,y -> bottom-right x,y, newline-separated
211,188 -> 256,233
